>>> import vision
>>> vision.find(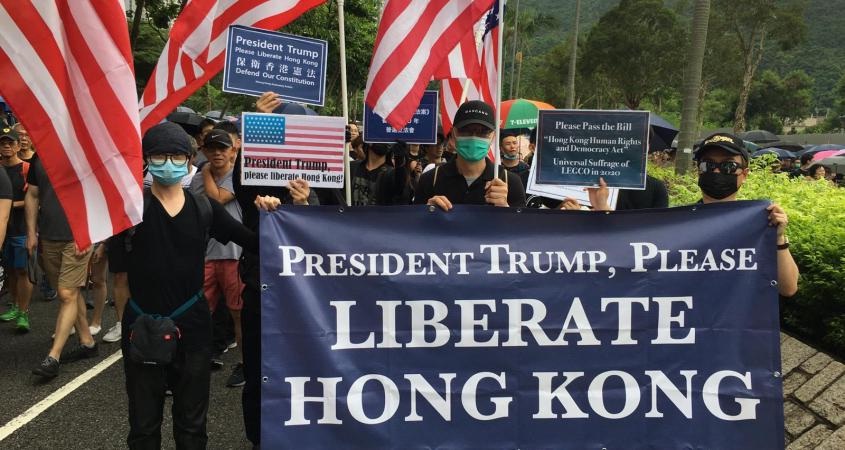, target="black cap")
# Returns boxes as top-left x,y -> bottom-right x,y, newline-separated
695,132 -> 749,162
202,129 -> 233,148
142,122 -> 193,156
0,127 -> 19,141
453,100 -> 495,131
